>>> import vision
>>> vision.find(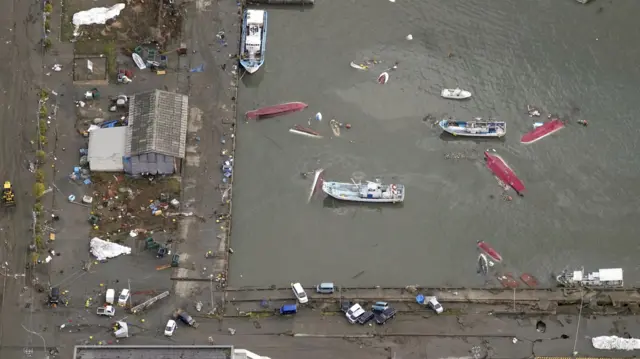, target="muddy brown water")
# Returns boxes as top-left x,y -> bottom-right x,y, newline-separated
230,0 -> 640,287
